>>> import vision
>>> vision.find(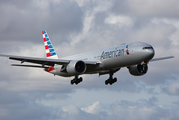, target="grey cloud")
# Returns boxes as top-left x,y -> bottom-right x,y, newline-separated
0,90 -> 52,120
0,89 -> 25,105
172,101 -> 179,106
162,82 -> 179,96
78,97 -> 179,120
0,0 -> 84,45
146,87 -> 159,95
108,97 -> 177,120
111,0 -> 179,18
0,88 -> 178,120
113,96 -> 158,108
